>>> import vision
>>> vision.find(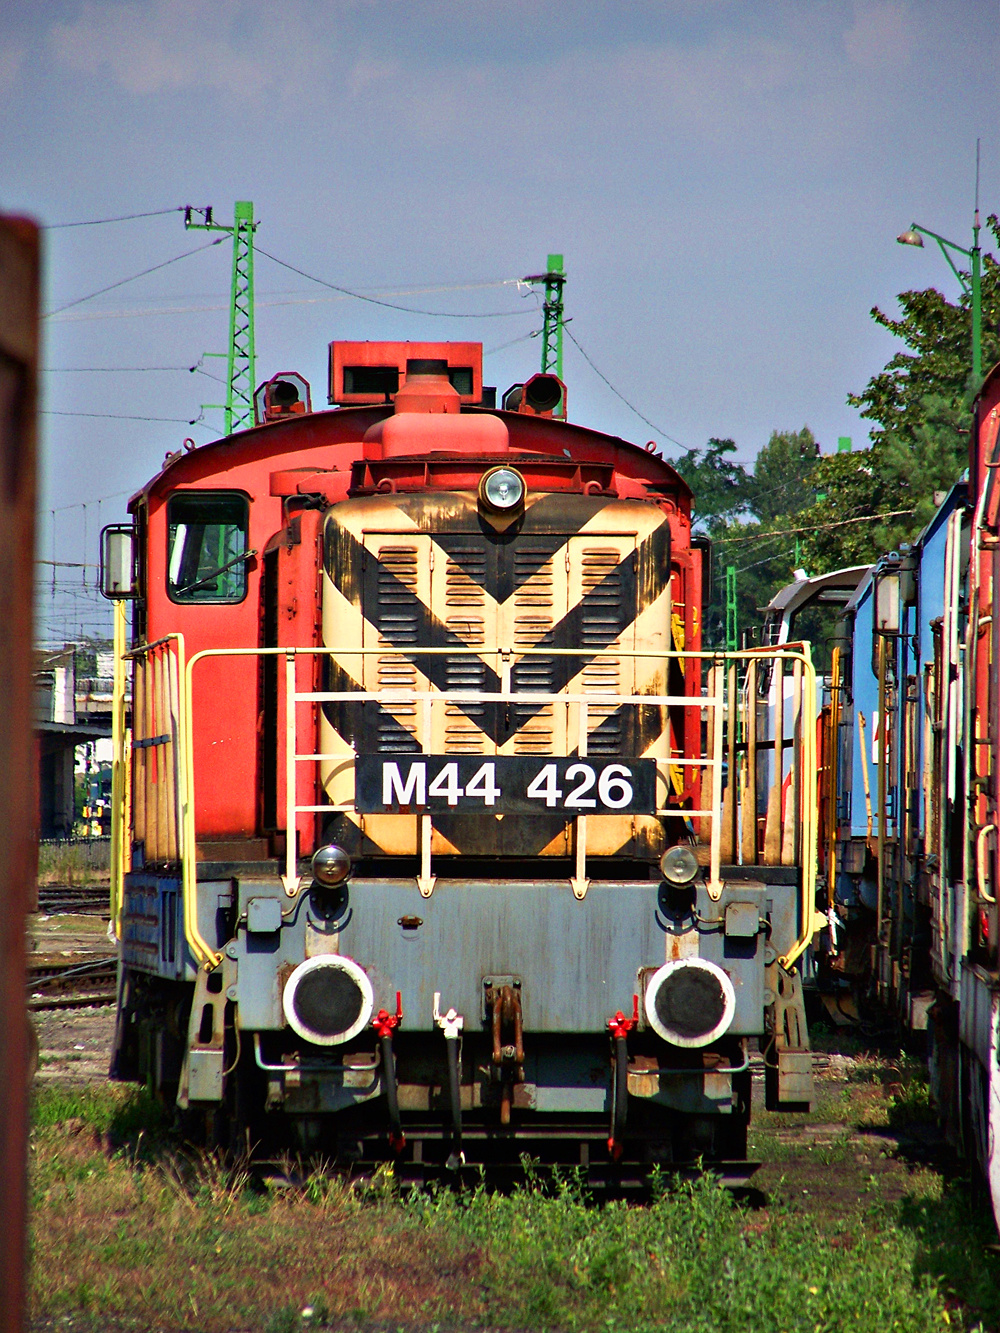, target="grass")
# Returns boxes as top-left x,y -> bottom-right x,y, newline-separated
26,1071 -> 1000,1333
